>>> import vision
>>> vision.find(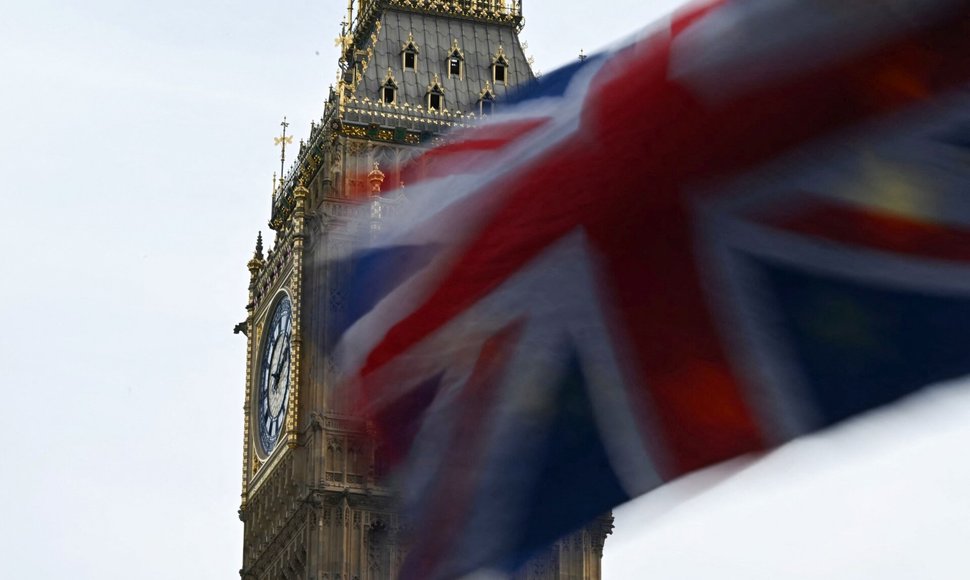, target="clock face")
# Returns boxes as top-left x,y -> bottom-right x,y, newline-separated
257,295 -> 293,454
